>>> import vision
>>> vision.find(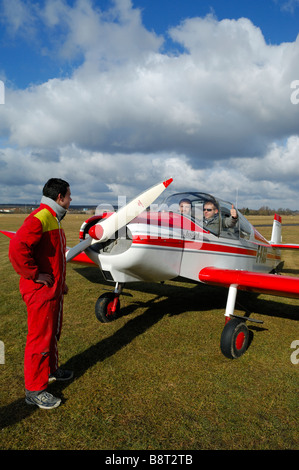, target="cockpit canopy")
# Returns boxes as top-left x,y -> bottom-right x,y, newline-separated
159,192 -> 252,240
